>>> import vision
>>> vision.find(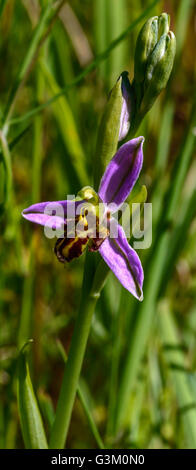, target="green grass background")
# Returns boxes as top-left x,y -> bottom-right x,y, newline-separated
0,0 -> 196,449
